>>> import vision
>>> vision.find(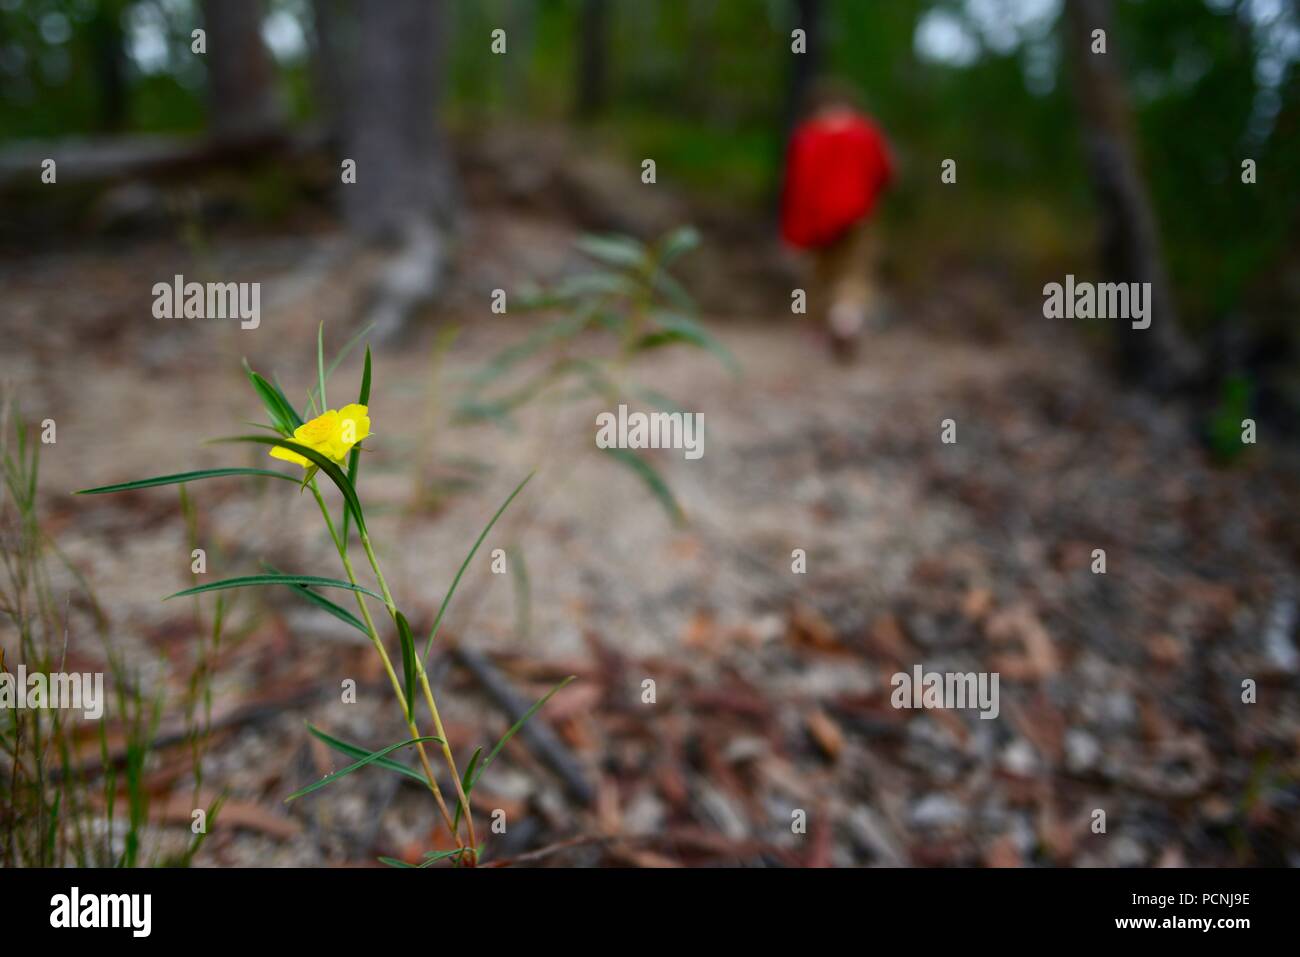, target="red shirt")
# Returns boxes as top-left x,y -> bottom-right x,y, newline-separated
781,111 -> 894,249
